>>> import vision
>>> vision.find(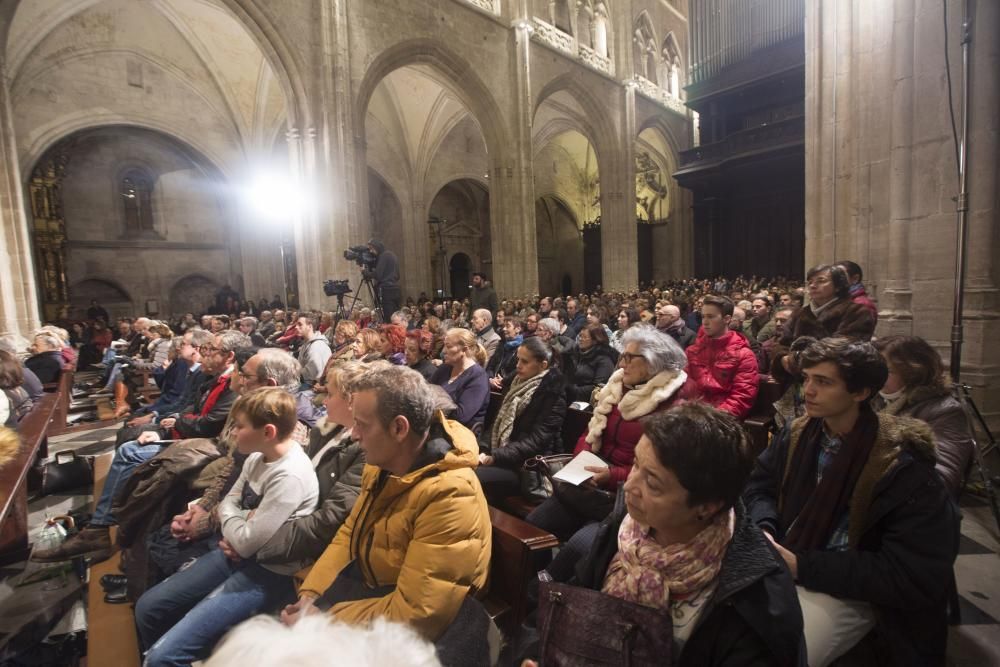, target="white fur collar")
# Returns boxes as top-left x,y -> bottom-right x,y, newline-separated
585,368 -> 687,451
